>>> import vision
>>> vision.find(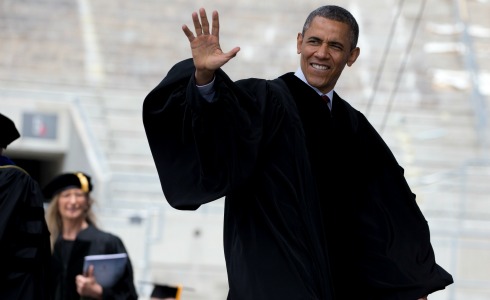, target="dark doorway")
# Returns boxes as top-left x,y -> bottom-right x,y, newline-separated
9,155 -> 63,188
